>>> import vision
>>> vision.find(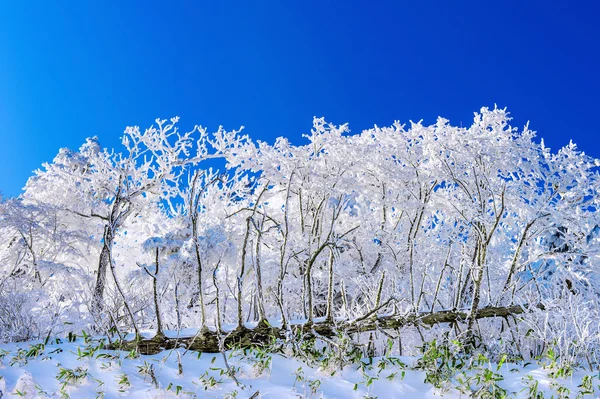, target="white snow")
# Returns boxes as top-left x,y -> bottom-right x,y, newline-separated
1,337 -> 598,398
